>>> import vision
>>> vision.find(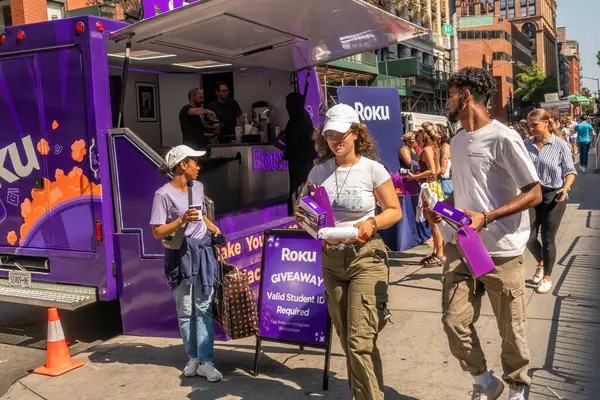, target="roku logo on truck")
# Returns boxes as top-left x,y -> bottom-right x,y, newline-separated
354,102 -> 390,121
0,136 -> 40,183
